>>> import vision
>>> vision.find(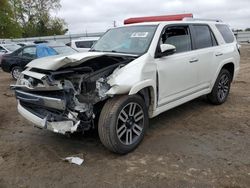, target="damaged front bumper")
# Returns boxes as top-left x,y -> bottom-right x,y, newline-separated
15,90 -> 66,110
18,102 -> 80,134
12,54 -> 137,135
